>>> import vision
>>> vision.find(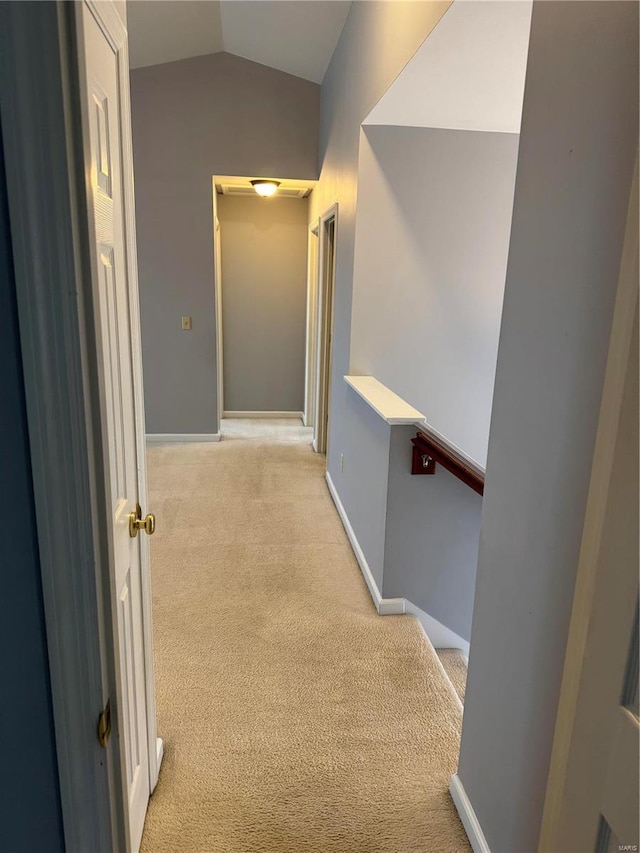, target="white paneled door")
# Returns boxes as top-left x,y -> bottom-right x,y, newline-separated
78,4 -> 155,850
